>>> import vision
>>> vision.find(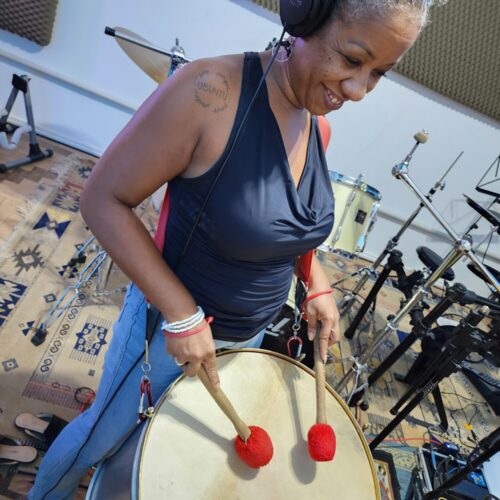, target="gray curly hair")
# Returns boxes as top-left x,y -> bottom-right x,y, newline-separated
323,0 -> 446,31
